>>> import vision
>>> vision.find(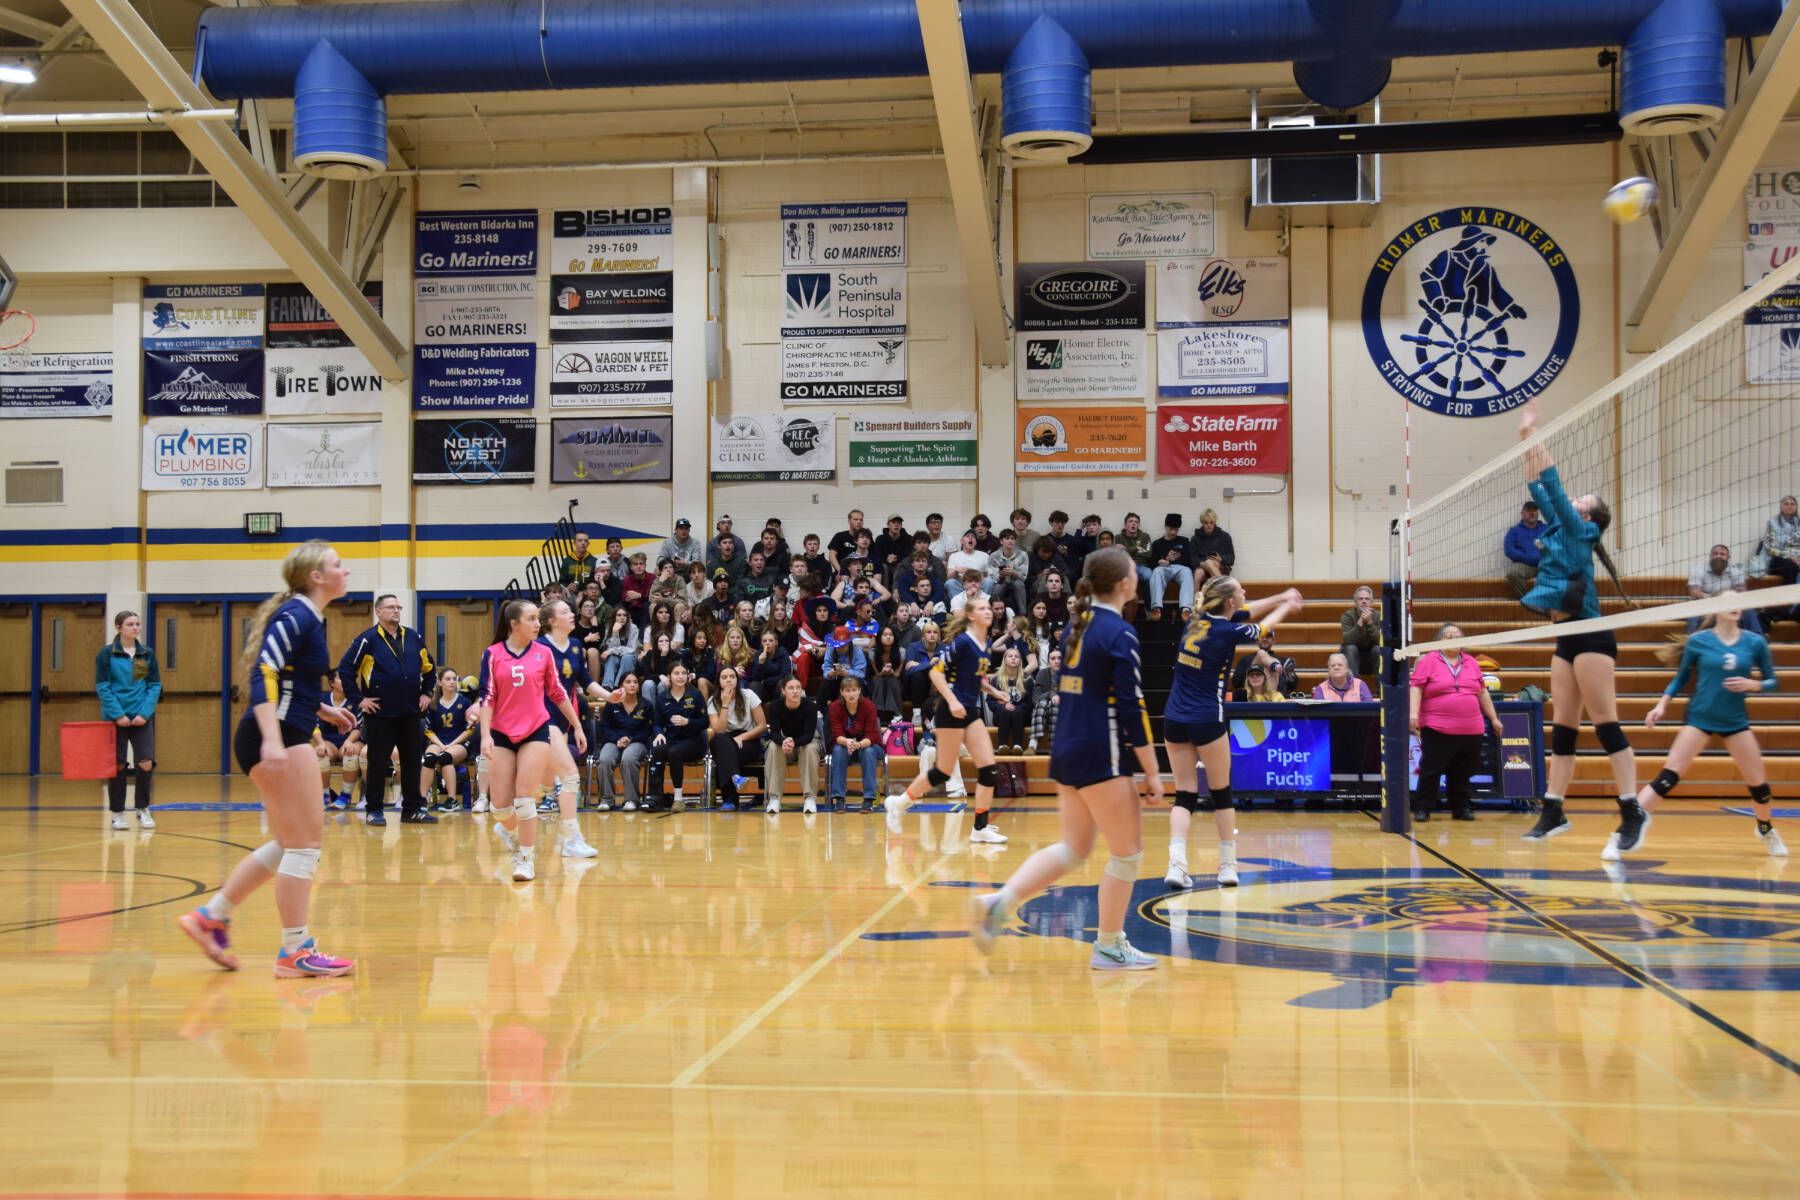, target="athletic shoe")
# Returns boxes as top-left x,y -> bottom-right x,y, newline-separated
1601,804 -> 1651,861
434,796 -> 459,813
176,908 -> 239,970
537,796 -> 558,813
861,798 -> 877,814
471,796 -> 490,814
1164,865 -> 1192,891
1216,861 -> 1239,887
560,833 -> 599,859
109,812 -> 129,830
945,786 -> 968,800
884,792 -> 912,834
969,892 -> 1007,956
493,821 -> 518,853
136,809 -> 156,829
401,809 -> 438,825
596,798 -> 612,813
1089,937 -> 1157,971
329,792 -> 350,811
969,825 -> 1007,844
510,852 -> 534,883
366,811 -> 387,827
770,796 -> 785,815
1759,826 -> 1789,857
622,800 -> 637,812
1451,807 -> 1476,821
721,800 -> 737,812
732,775 -> 750,791
1412,808 -> 1431,823
273,938 -> 354,979
1522,803 -> 1570,841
